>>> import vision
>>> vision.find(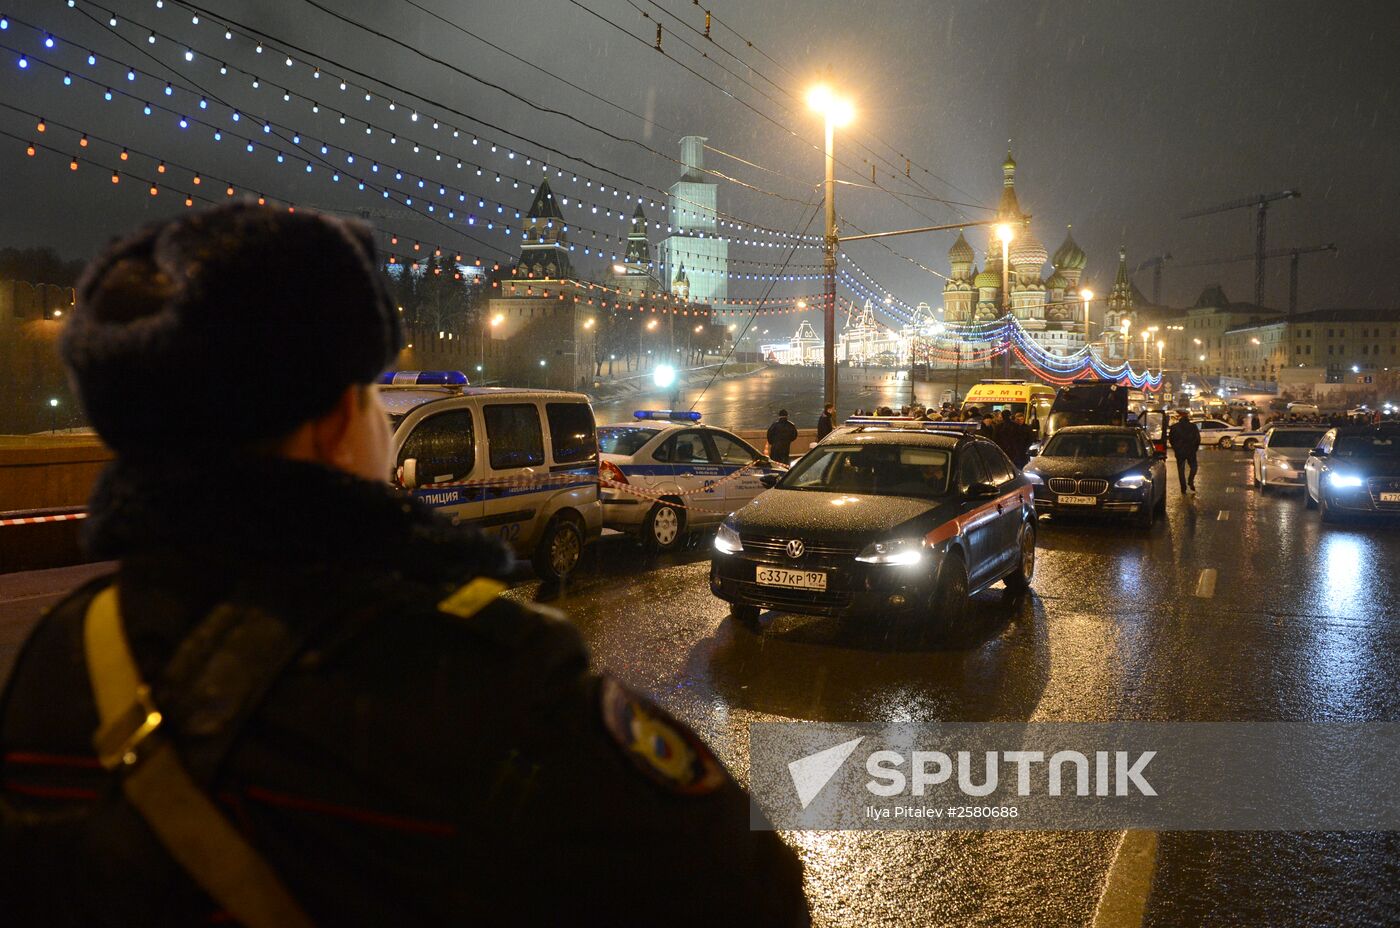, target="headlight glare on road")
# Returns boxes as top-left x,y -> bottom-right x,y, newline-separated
714,522 -> 743,554
856,538 -> 925,566
1115,473 -> 1148,489
1327,473 -> 1364,489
